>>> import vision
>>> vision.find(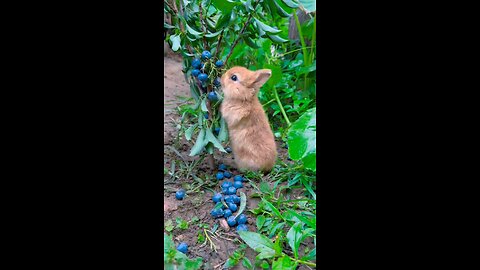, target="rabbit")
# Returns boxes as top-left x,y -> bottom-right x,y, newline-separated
220,66 -> 277,172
